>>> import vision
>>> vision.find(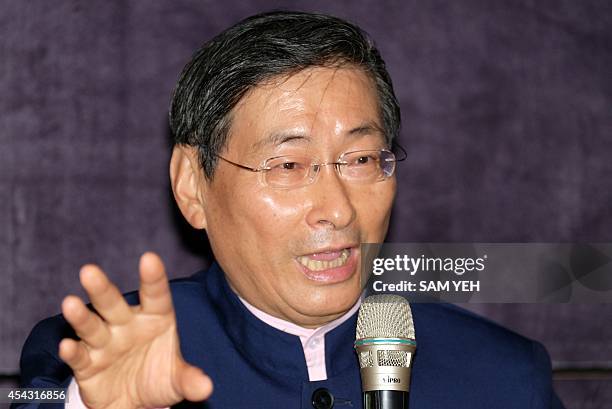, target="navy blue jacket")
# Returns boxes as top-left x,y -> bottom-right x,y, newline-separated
16,262 -> 564,408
